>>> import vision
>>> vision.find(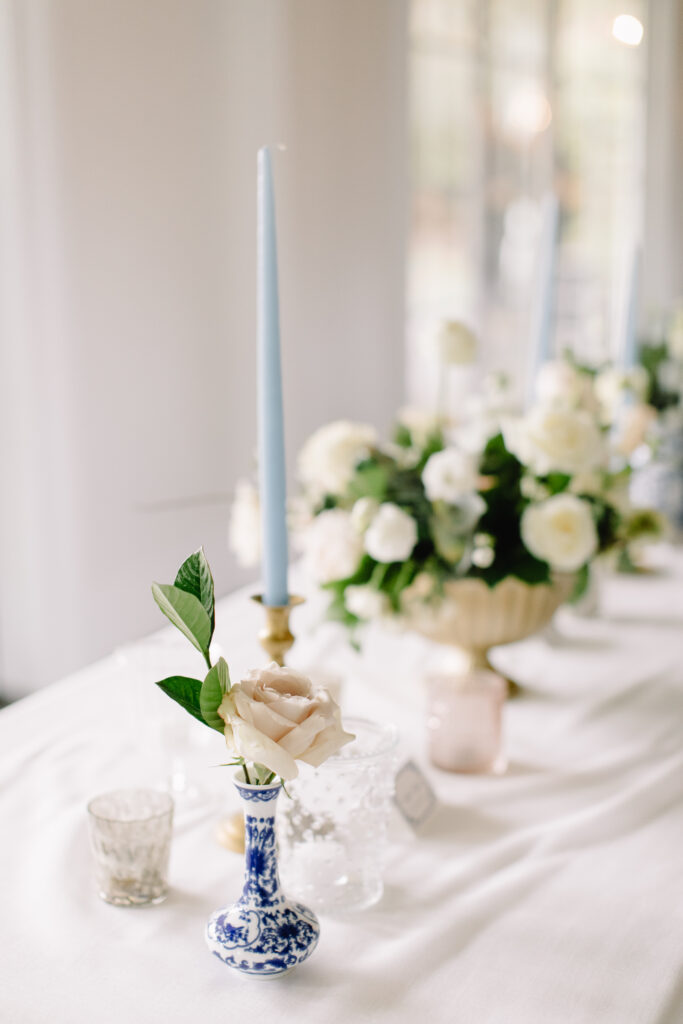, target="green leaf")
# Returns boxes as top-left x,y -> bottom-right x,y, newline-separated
155,675 -> 207,728
570,563 -> 590,602
347,460 -> 390,502
545,473 -> 571,495
174,548 -> 215,636
151,582 -> 212,656
200,657 -> 230,732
